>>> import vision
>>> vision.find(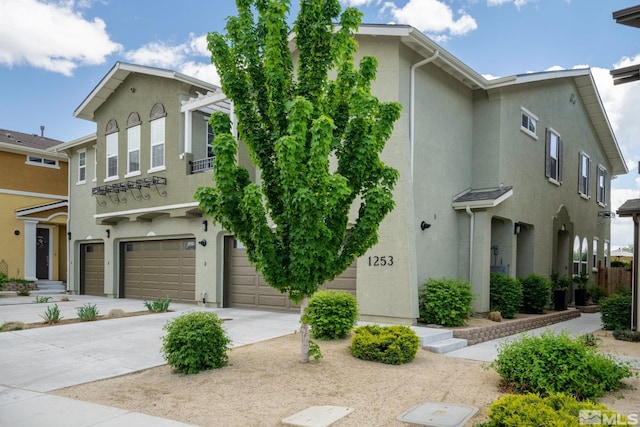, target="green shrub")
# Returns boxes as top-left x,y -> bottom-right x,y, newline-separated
350,325 -> 419,365
419,278 -> 474,327
613,329 -> 640,342
482,393 -> 632,427
587,284 -> 607,304
40,304 -> 63,324
144,296 -> 171,312
519,273 -> 551,314
16,283 -> 31,296
161,311 -> 231,374
490,330 -> 632,400
77,303 -> 100,321
489,273 -> 522,319
305,290 -> 358,340
34,296 -> 52,304
600,292 -> 632,331
610,260 -> 629,267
